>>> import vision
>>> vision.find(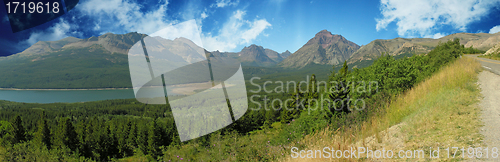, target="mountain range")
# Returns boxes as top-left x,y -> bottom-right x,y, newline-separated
1,30 -> 499,89
347,32 -> 500,67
